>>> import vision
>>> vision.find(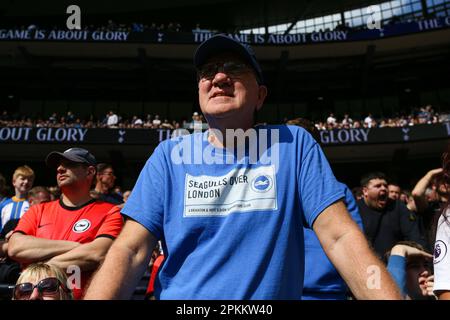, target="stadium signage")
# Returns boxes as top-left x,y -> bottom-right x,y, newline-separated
0,18 -> 449,44
35,127 -> 88,142
0,127 -> 87,142
0,29 -> 130,41
1,124 -> 449,146
319,128 -> 370,144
